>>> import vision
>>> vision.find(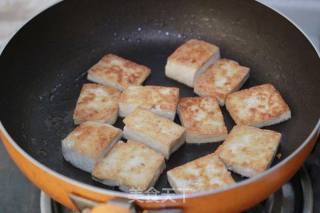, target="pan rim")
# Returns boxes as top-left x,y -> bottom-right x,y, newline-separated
0,119 -> 319,200
0,0 -> 319,201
